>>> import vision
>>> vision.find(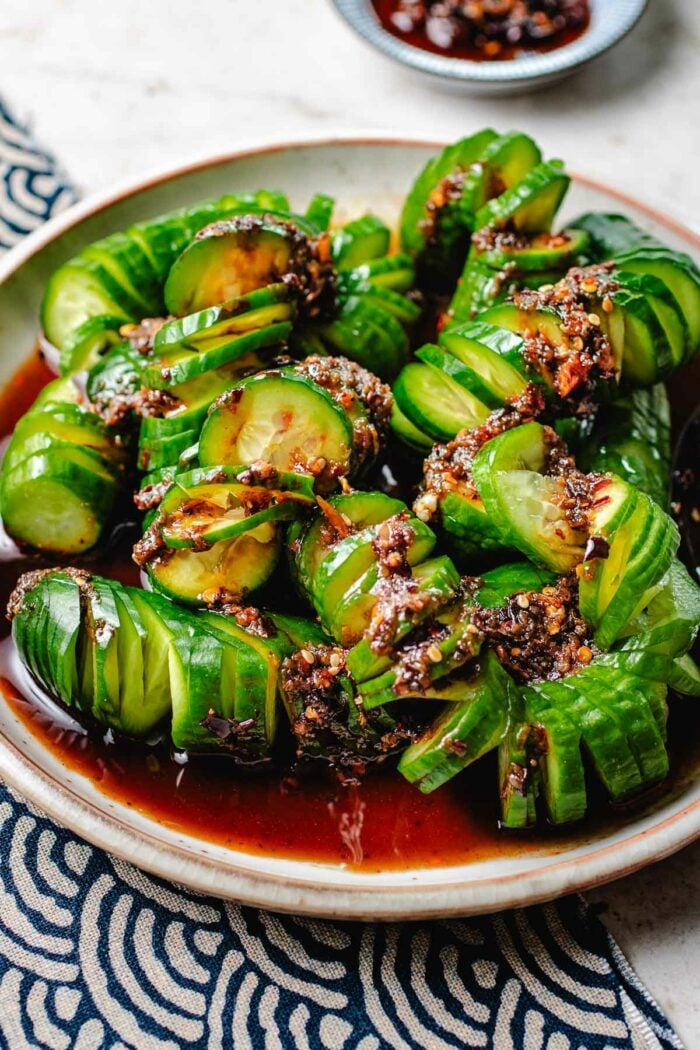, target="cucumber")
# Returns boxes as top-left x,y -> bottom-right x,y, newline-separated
311,511 -> 437,640
473,160 -> 569,235
520,685 -> 588,825
438,489 -> 510,560
151,465 -> 315,550
578,385 -> 671,507
472,227 -> 589,272
579,665 -> 669,784
154,282 -> 295,354
164,213 -> 317,316
289,491 -> 403,602
1,448 -> 119,554
471,422 -> 588,571
136,352 -> 270,471
398,653 -> 511,792
399,129 -> 501,290
345,555 -> 460,682
304,193 -> 335,232
393,361 -> 490,443
86,340 -> 145,423
609,283 -> 672,385
439,322 -> 528,404
579,485 -> 680,650
316,295 -> 408,379
474,562 -> 556,608
359,604 -> 482,709
146,318 -> 293,390
616,559 -> 700,658
570,212 -> 662,258
144,520 -> 280,606
338,253 -> 416,293
667,654 -> 700,696
459,131 -> 543,217
614,248 -> 700,355
331,215 -> 390,270
59,314 -> 127,375
198,370 -> 354,488
390,402 -> 433,453
41,262 -> 133,351
415,343 -> 502,409
616,271 -> 688,369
